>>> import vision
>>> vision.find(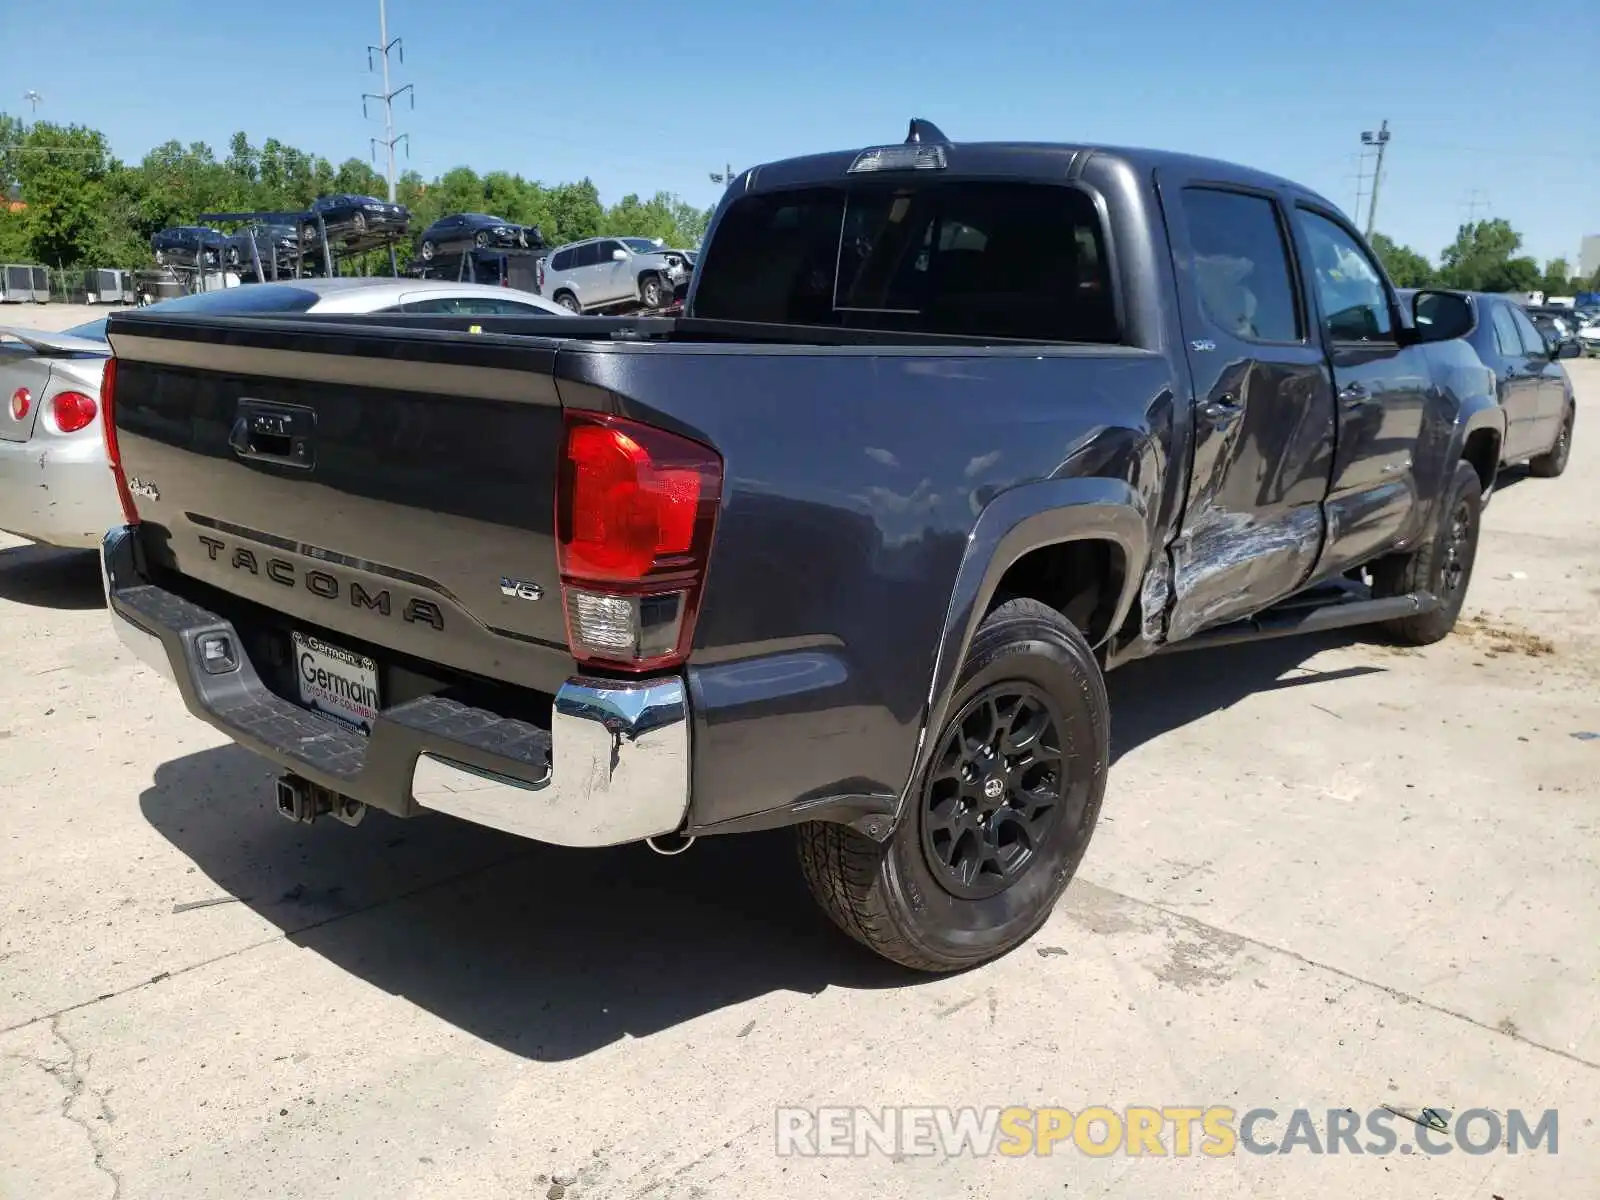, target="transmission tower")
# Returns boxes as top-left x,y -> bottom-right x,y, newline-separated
362,0 -> 414,203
